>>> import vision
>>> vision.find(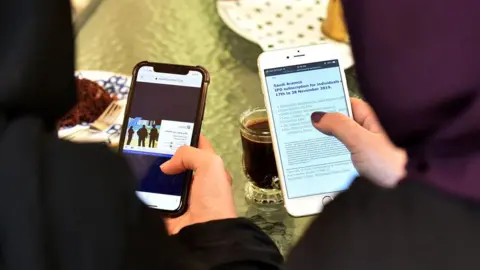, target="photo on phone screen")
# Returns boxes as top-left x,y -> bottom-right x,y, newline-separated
264,60 -> 358,199
120,64 -> 205,212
